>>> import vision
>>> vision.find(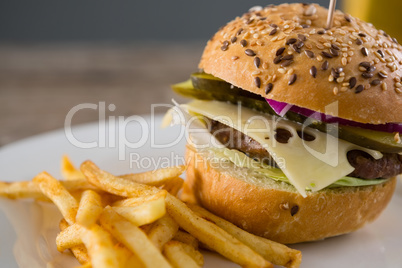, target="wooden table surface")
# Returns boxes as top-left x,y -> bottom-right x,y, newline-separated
0,43 -> 204,146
